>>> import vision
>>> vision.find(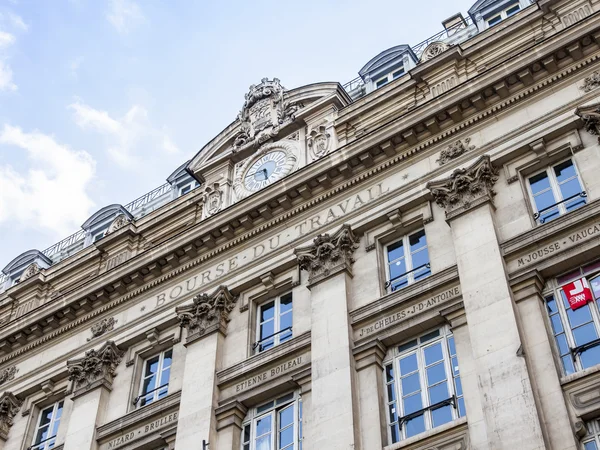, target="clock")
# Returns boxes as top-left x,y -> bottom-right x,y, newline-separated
233,142 -> 299,200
